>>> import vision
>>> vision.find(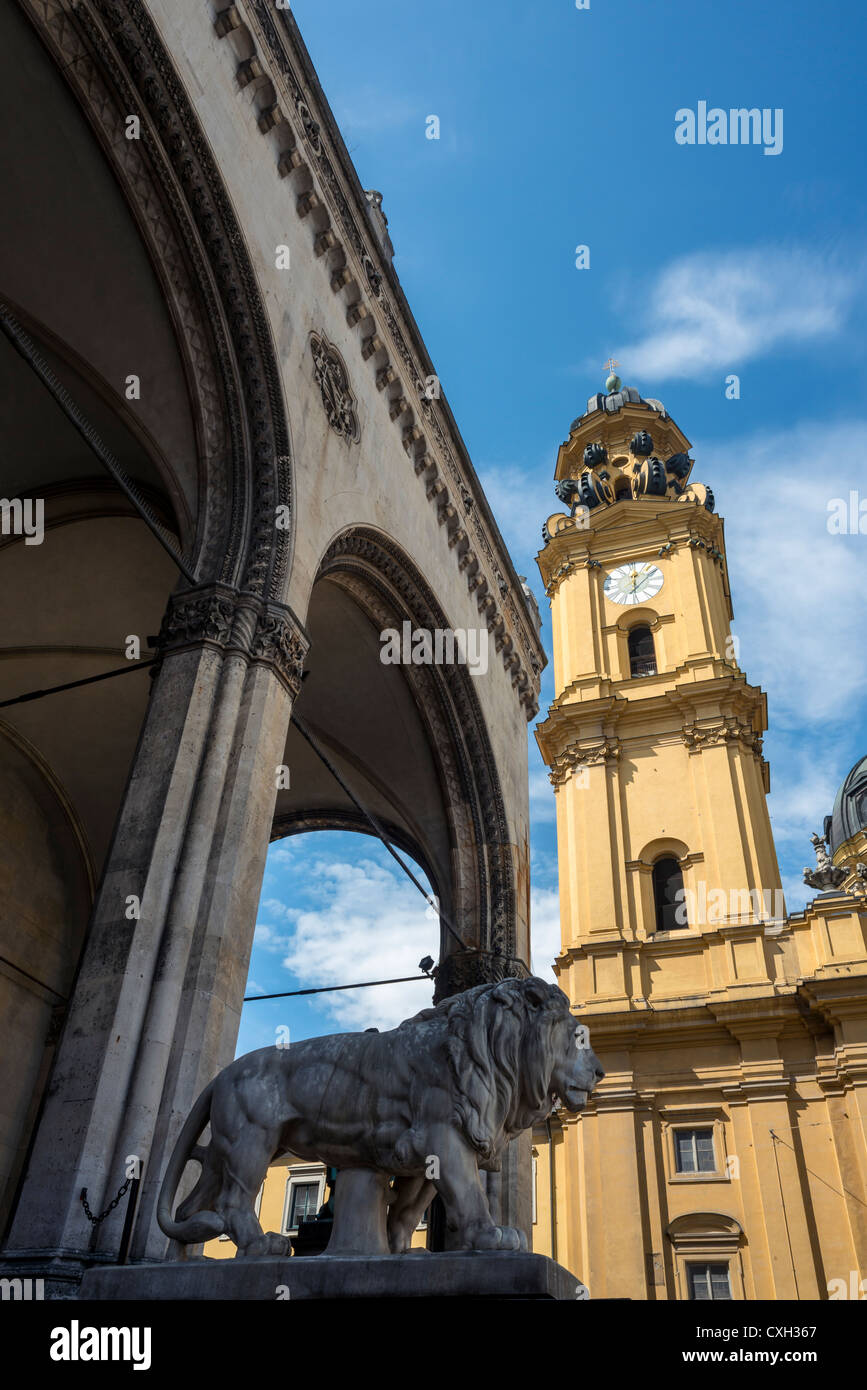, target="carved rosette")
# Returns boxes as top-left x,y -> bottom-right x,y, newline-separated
310,334 -> 359,441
